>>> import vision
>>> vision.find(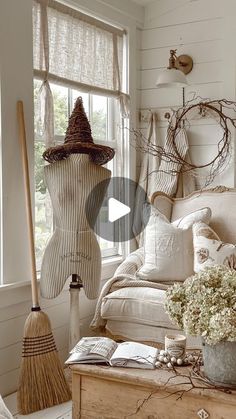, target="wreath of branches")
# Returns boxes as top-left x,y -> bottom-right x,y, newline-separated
133,98 -> 236,187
